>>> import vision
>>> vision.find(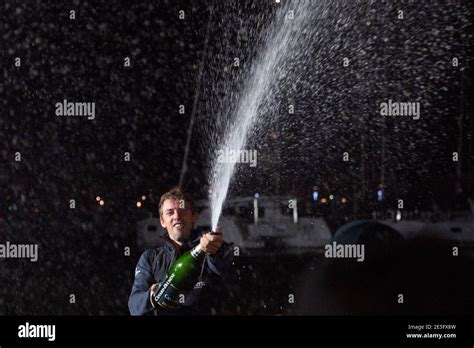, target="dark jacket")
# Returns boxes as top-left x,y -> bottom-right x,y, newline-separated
128,229 -> 234,315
